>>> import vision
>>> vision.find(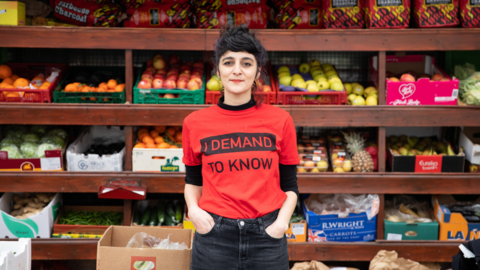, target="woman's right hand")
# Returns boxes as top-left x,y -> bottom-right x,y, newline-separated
189,206 -> 215,234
